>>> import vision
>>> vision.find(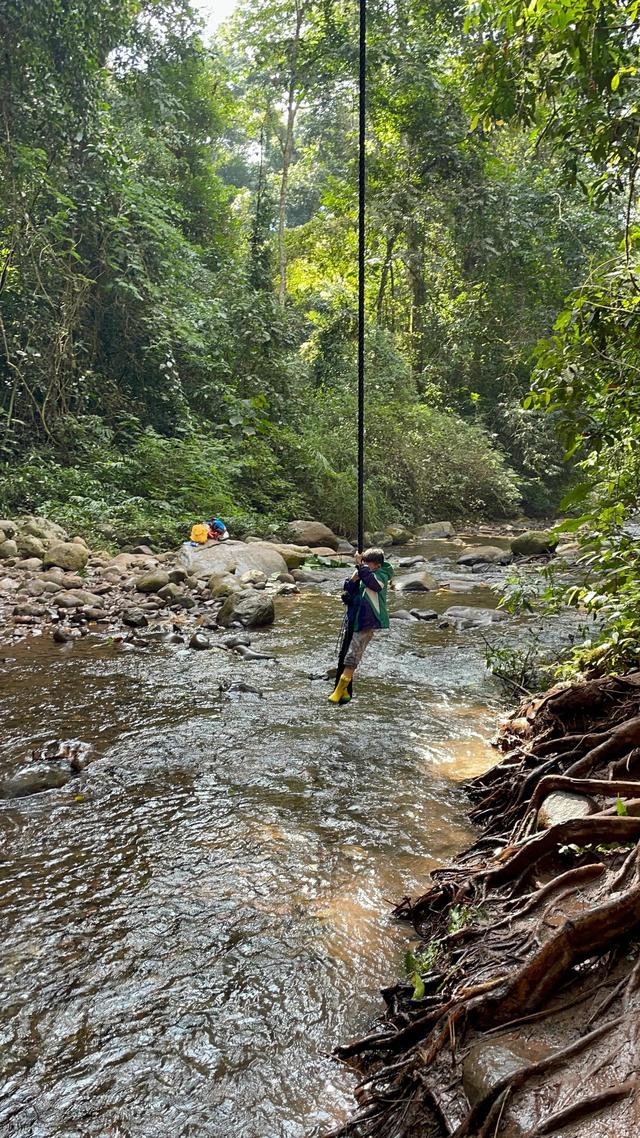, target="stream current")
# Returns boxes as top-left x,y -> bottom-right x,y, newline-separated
0,536 -> 570,1137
